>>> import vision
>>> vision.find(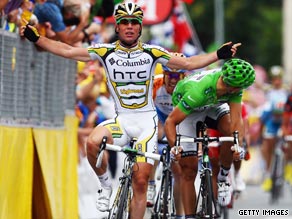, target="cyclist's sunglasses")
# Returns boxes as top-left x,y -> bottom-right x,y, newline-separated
118,18 -> 141,25
166,72 -> 184,80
